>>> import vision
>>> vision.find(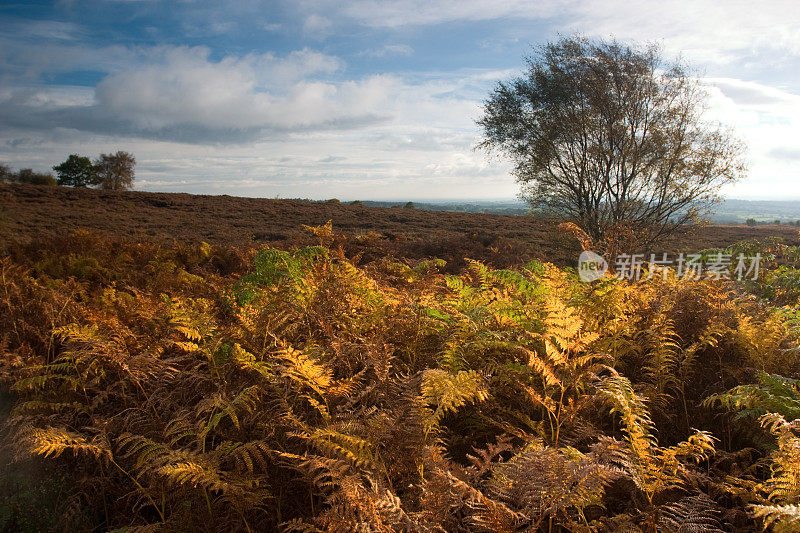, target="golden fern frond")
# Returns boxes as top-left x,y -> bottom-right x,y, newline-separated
53,323 -> 103,344
164,295 -> 215,348
156,460 -> 231,494
276,343 -> 332,396
420,369 -> 489,432
118,433 -> 185,474
230,342 -> 273,379
27,426 -> 110,460
520,347 -> 562,387
597,370 -> 657,456
303,220 -> 335,246
301,427 -> 378,469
